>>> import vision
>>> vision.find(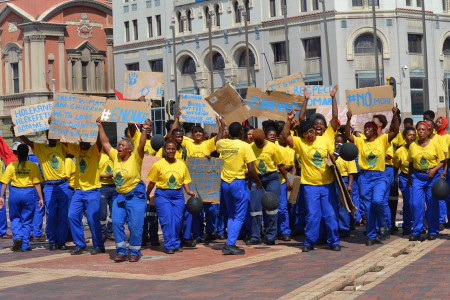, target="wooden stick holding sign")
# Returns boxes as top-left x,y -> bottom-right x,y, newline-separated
346,85 -> 394,114
123,71 -> 164,100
